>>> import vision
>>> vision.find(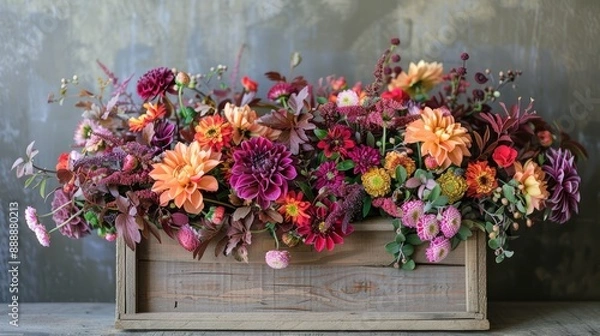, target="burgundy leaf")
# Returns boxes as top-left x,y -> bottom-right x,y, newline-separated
265,71 -> 285,82
115,213 -> 141,250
